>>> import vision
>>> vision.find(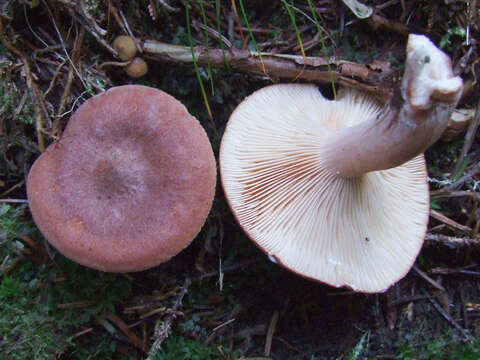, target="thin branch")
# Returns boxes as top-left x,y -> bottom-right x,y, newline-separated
425,233 -> 480,247
146,278 -> 190,359
118,8 -> 142,53
431,267 -> 480,278
0,199 -> 29,204
431,190 -> 480,200
413,265 -> 445,291
423,289 -> 473,340
143,40 -> 395,100
0,17 -> 48,151
431,162 -> 480,196
55,26 -> 85,136
264,310 -> 279,357
452,99 -> 480,178
106,312 -> 149,353
430,209 -> 472,232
